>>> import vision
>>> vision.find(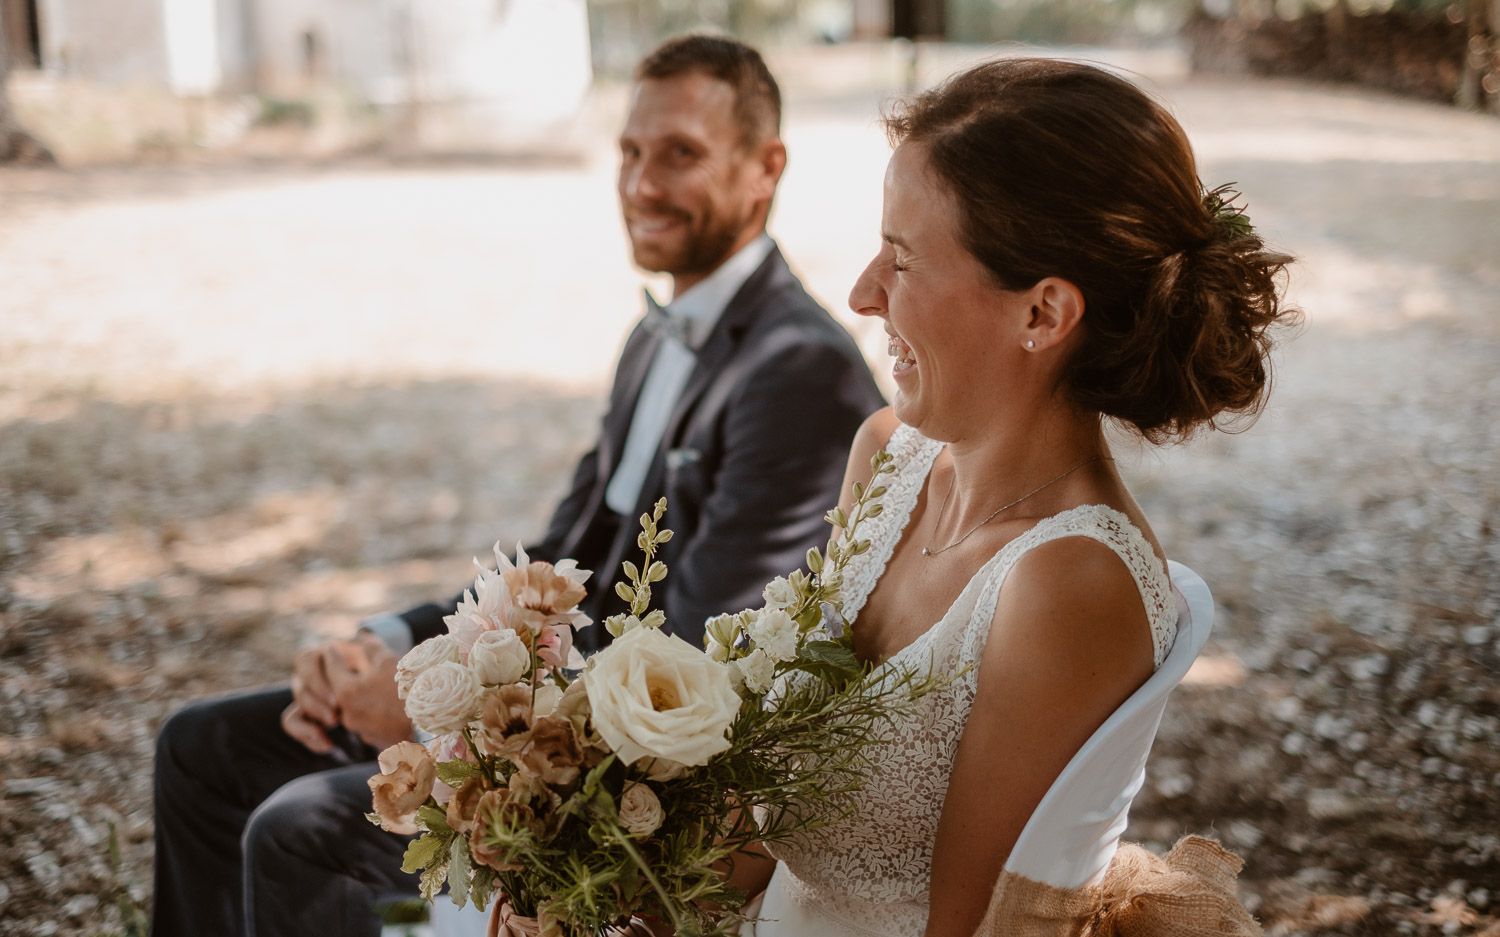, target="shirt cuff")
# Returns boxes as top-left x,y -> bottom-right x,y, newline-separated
357,612 -> 415,657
